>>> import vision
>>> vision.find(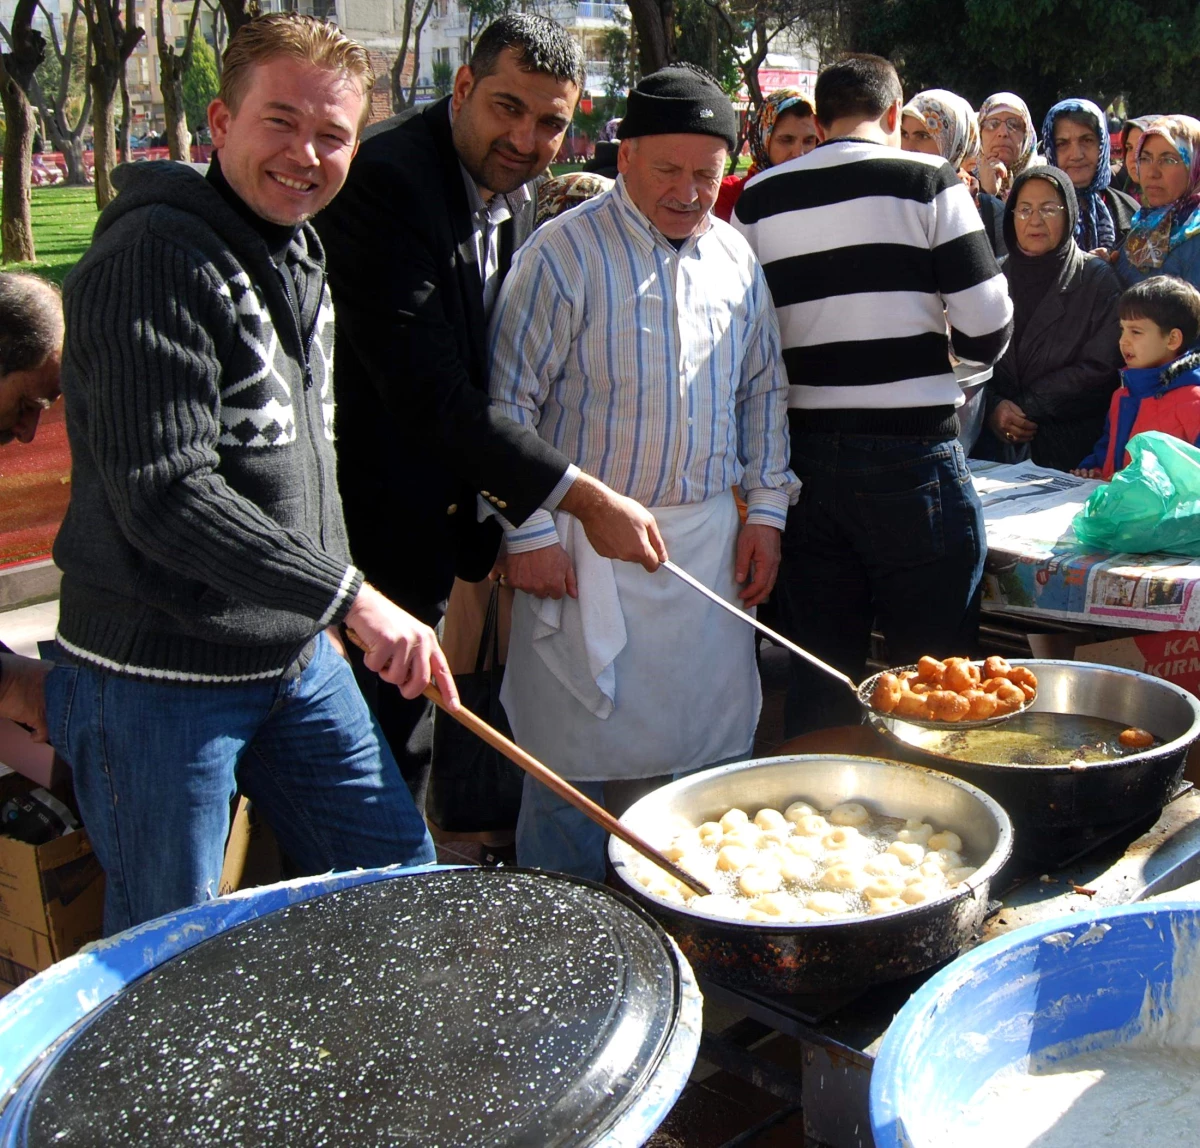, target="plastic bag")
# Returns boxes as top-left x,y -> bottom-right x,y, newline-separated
1073,431 -> 1200,555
